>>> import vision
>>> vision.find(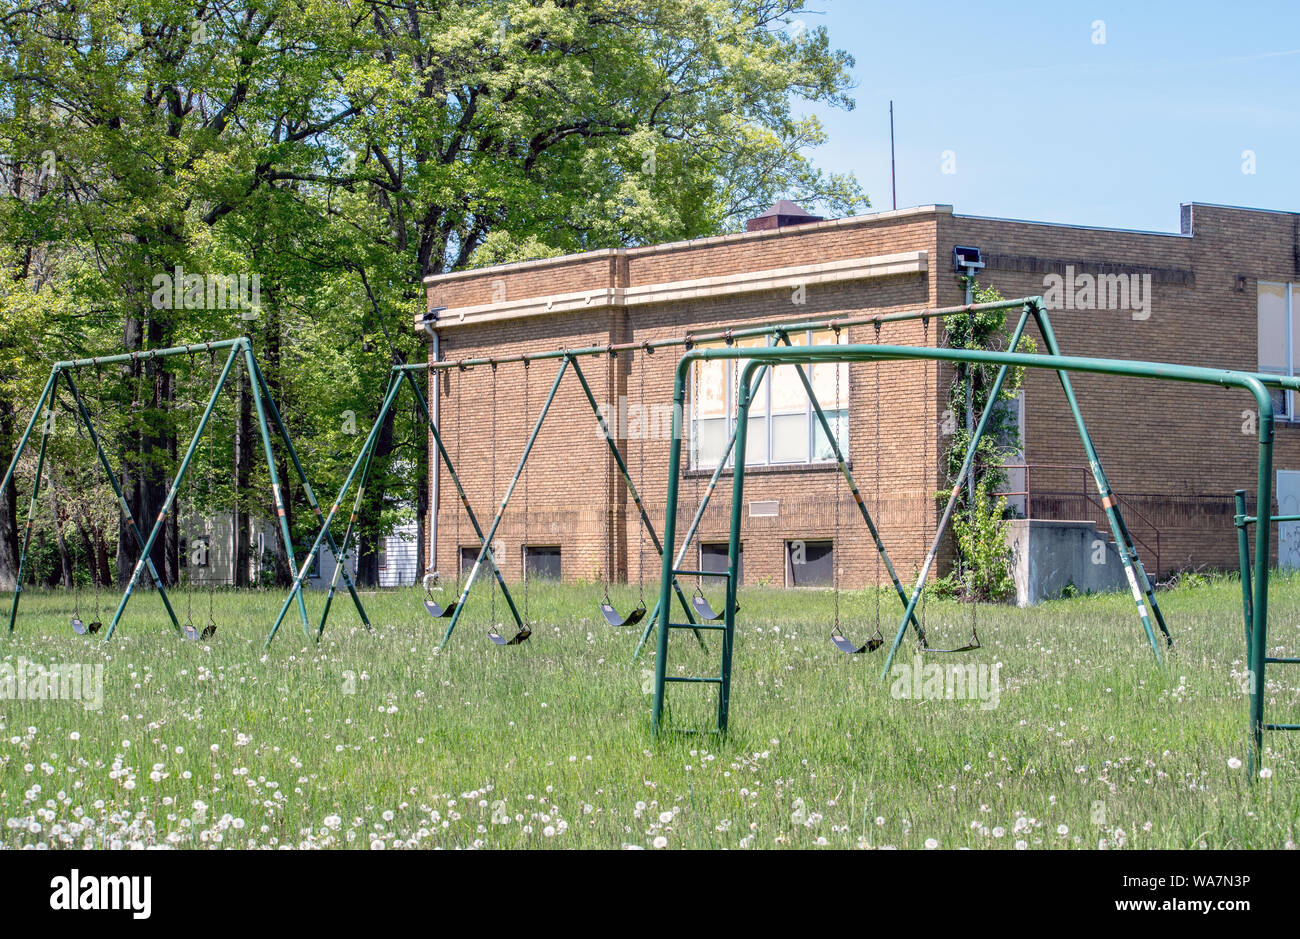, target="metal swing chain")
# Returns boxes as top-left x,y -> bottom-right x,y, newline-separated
637,347 -> 647,605
184,353 -> 197,630
873,322 -> 882,636
832,342 -> 842,632
454,364 -> 463,593
489,361 -> 498,626
522,357 -> 530,622
602,350 -> 613,607
207,347 -> 217,628
92,365 -> 104,619
918,315 -> 929,648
